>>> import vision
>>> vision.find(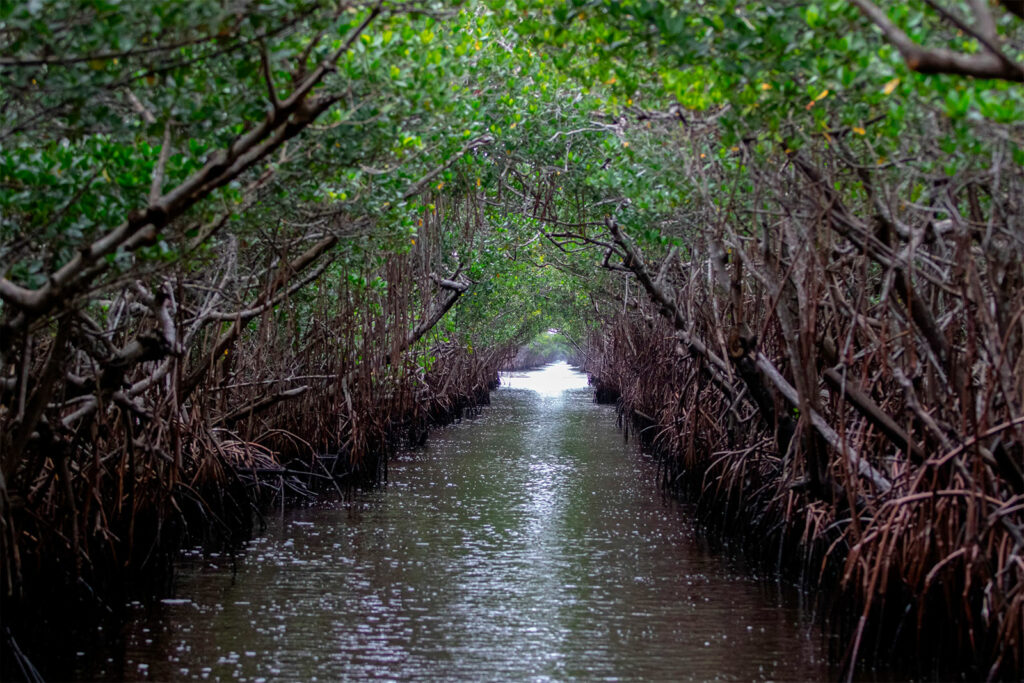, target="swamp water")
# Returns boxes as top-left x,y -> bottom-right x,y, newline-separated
80,362 -> 837,681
